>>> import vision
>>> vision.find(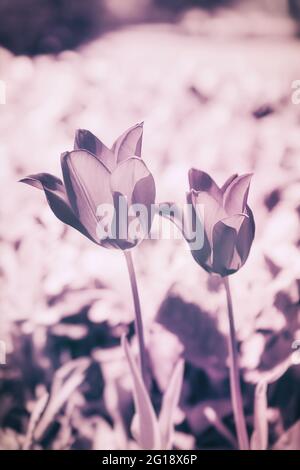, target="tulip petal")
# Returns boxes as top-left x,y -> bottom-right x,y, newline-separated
220,174 -> 238,193
132,173 -> 156,208
113,122 -> 144,163
212,220 -> 238,276
220,214 -> 247,272
110,157 -> 155,207
110,158 -> 155,243
186,192 -> 212,271
20,173 -> 93,242
61,150 -> 112,241
188,169 -> 222,203
223,173 -> 252,215
236,205 -> 255,265
109,192 -> 138,250
20,172 -> 65,194
74,129 -> 115,171
191,190 -> 226,247
221,214 -> 246,232
122,336 -> 161,450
